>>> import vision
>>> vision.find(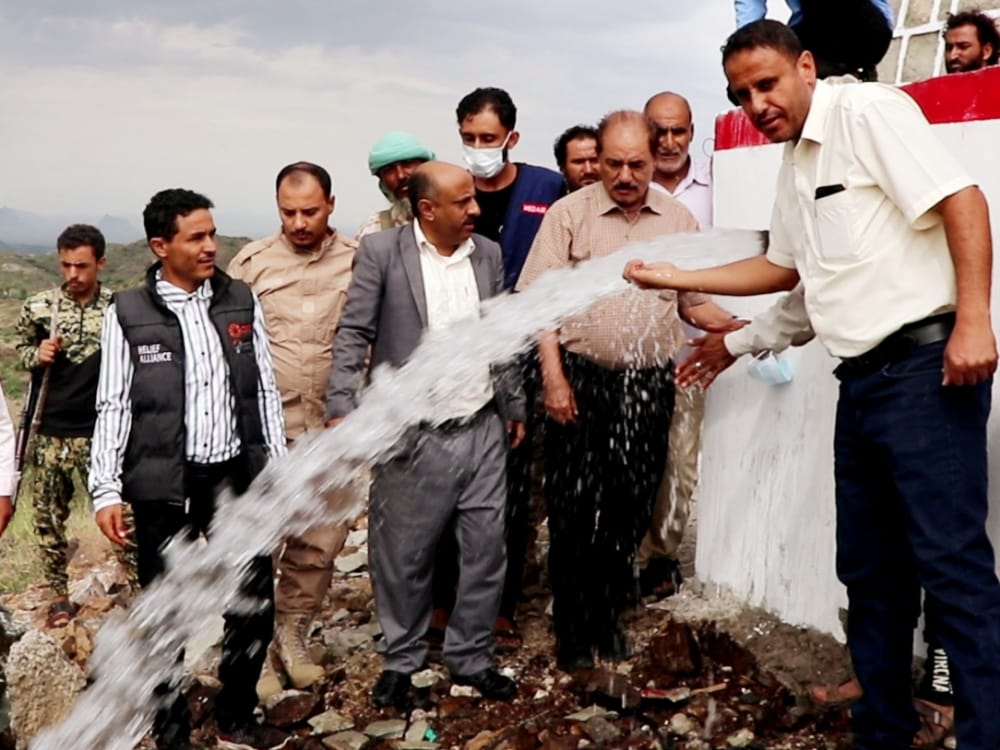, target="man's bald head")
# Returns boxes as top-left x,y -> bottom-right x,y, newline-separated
410,162 -> 481,251
643,91 -> 695,185
643,92 -> 692,123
